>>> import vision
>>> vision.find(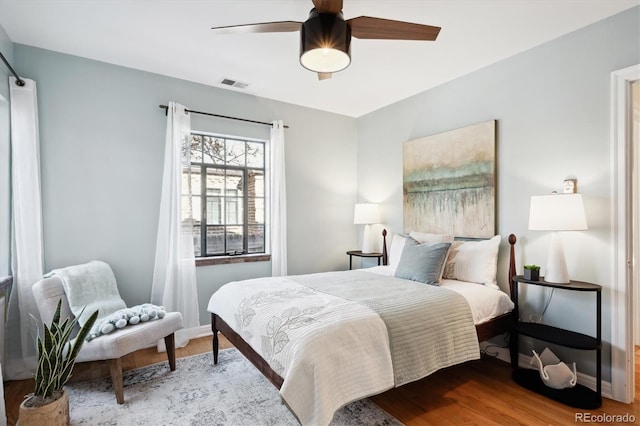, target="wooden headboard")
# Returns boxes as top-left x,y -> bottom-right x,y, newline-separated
380,229 -> 517,302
